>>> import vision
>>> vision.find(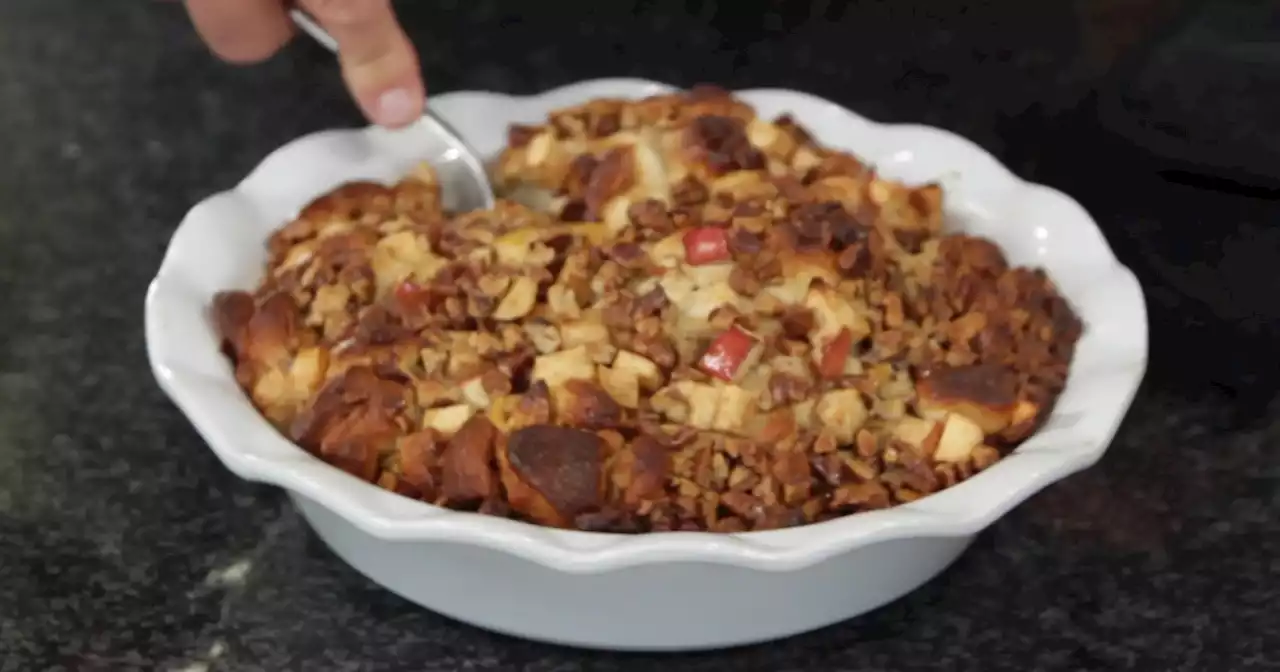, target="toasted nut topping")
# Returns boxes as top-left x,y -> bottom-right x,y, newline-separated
218,89 -> 1081,533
